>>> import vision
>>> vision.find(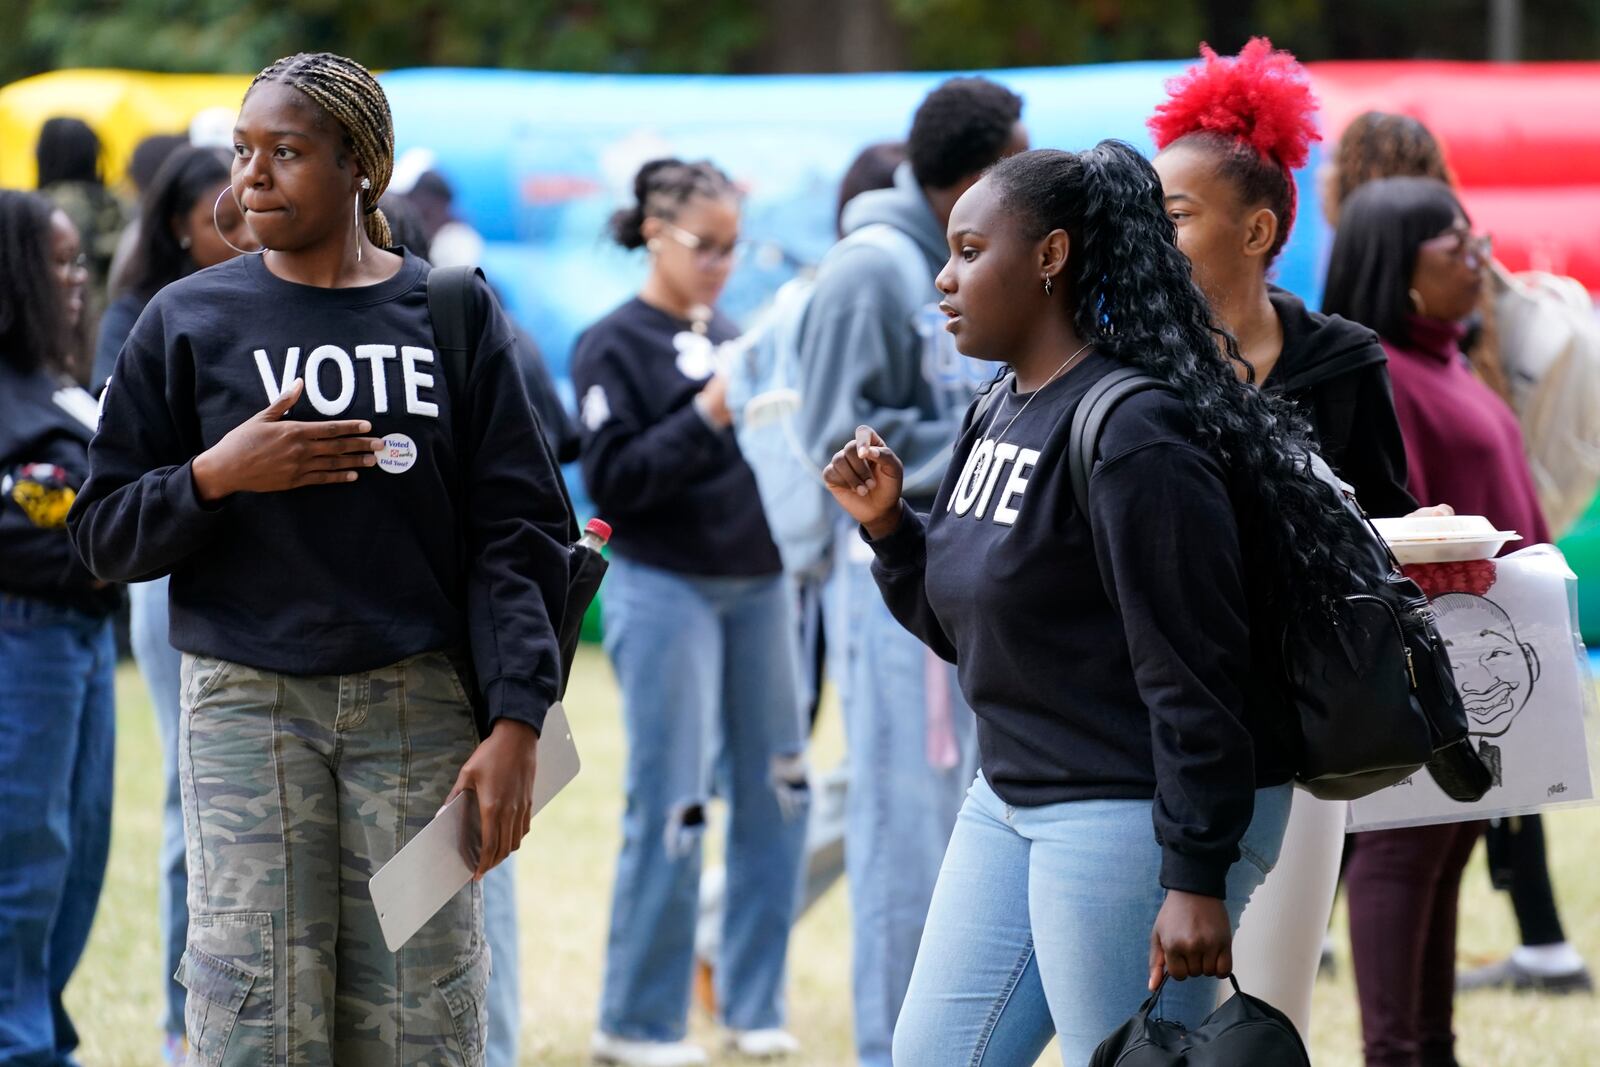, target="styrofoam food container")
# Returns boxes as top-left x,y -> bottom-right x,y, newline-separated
1371,515 -> 1522,563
